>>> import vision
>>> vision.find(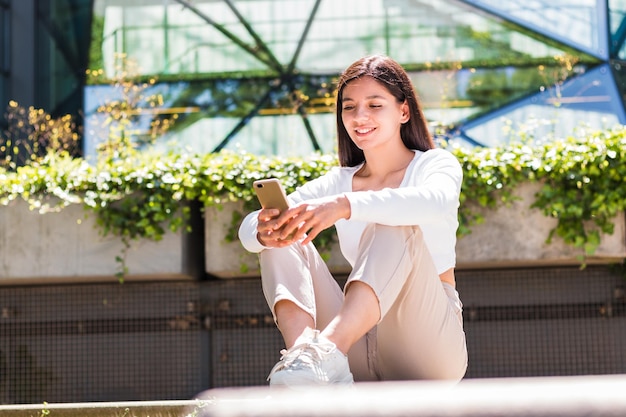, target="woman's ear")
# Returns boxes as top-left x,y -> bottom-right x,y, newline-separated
400,101 -> 410,124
